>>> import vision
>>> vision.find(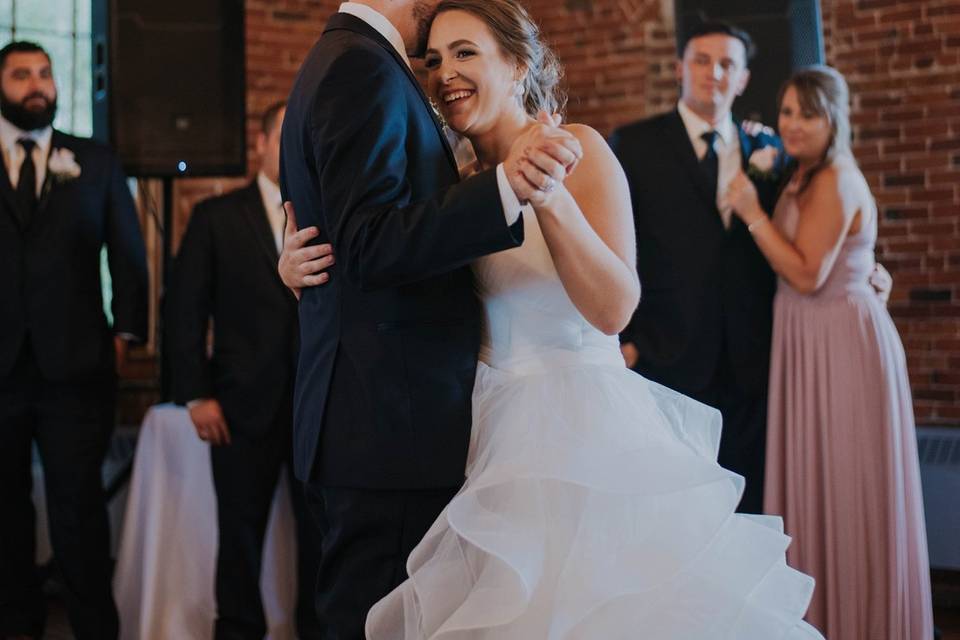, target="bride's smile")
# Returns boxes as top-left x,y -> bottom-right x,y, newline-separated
424,10 -> 527,140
